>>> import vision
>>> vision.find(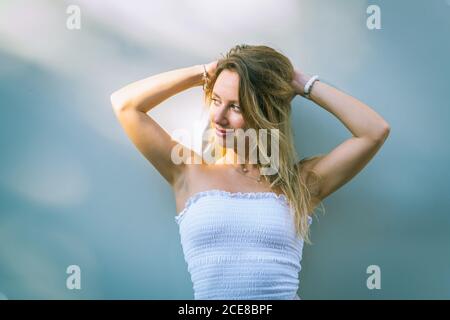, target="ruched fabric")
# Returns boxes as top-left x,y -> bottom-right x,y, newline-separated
175,189 -> 311,300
